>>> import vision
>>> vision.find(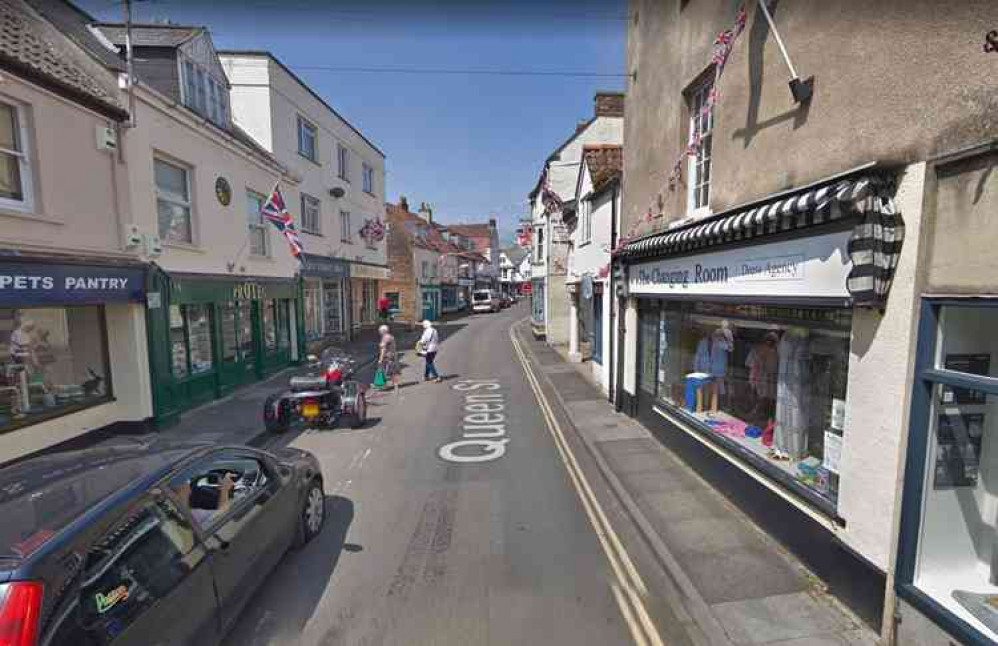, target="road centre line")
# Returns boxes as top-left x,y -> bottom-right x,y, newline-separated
509,324 -> 664,646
